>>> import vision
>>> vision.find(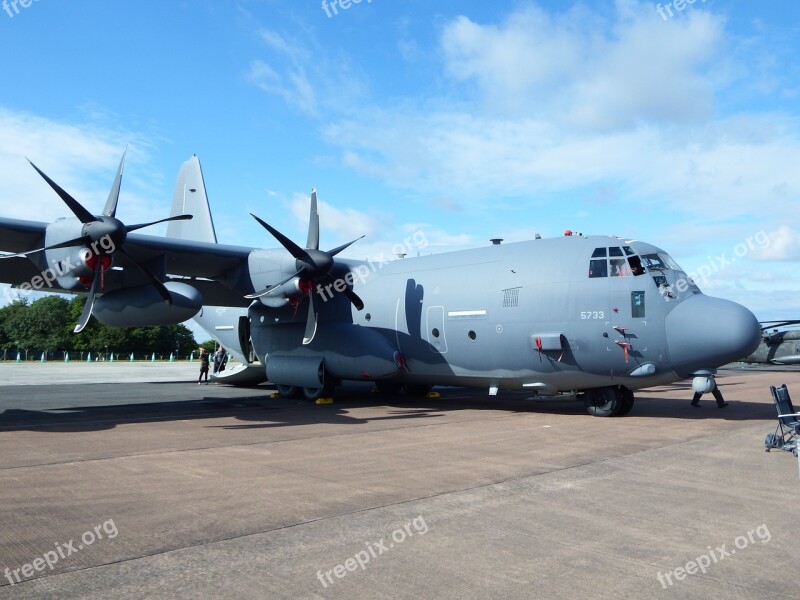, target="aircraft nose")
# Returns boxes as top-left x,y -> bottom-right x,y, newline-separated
665,295 -> 760,377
